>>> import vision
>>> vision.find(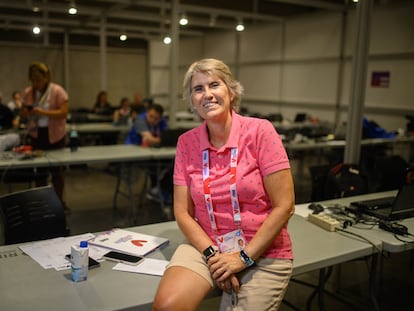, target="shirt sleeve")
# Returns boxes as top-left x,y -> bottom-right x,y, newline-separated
256,119 -> 290,176
173,135 -> 189,186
